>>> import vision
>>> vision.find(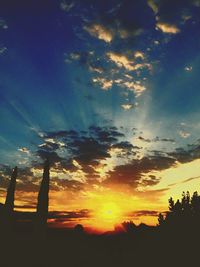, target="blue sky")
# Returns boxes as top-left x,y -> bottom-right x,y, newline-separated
1,0 -> 200,228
